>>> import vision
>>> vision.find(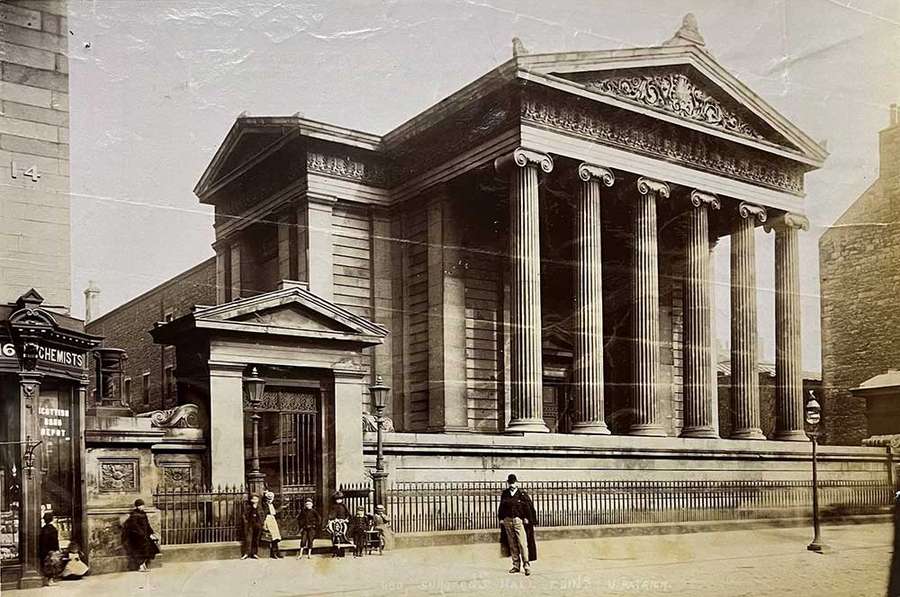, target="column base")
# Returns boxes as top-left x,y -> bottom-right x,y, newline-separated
505,419 -> 550,434
731,429 -> 766,440
629,424 -> 667,437
680,427 -> 719,439
570,422 -> 611,435
18,569 -> 42,590
774,429 -> 808,442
